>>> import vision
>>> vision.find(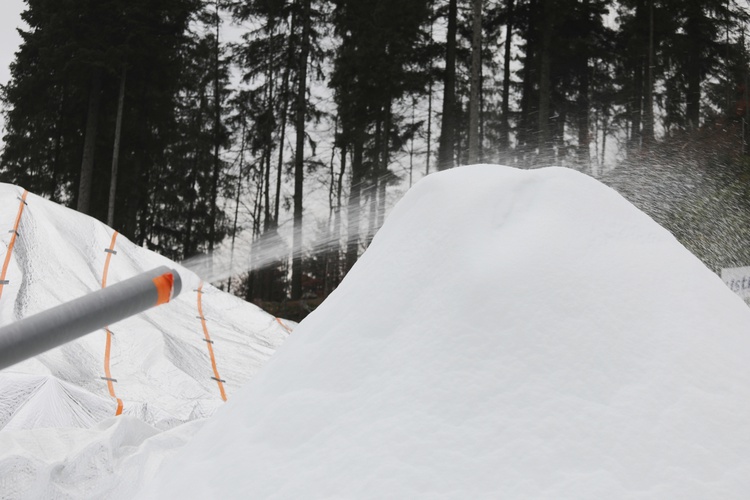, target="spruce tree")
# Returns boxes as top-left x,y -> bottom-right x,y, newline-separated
331,0 -> 431,271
